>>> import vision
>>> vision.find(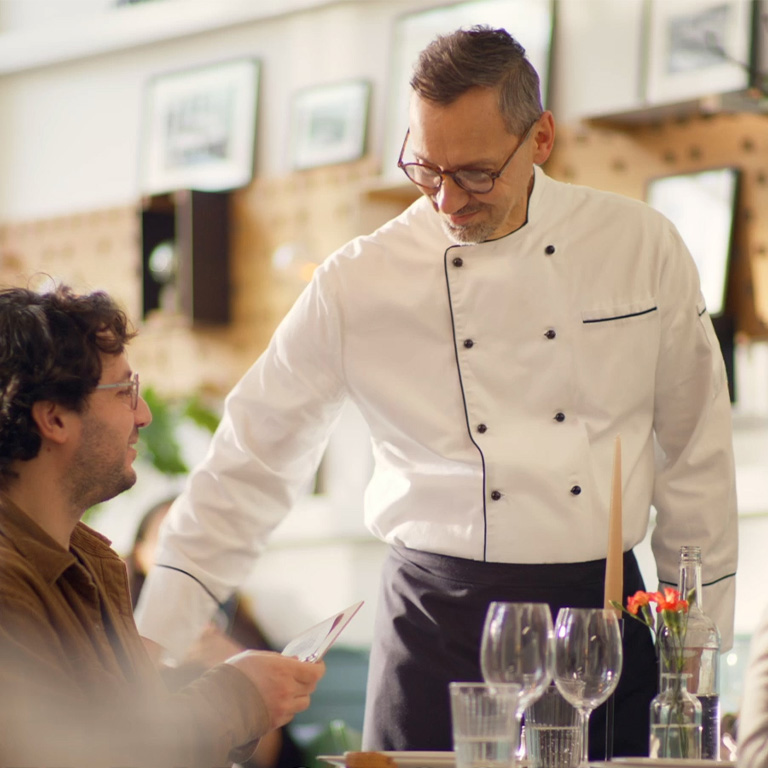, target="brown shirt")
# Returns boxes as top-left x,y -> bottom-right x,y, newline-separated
0,493 -> 268,768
